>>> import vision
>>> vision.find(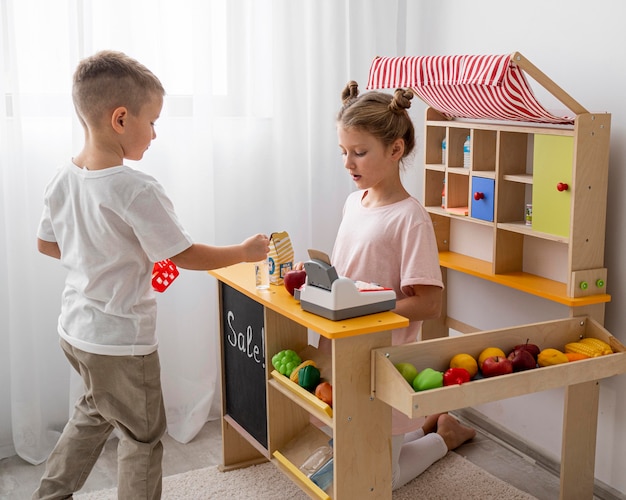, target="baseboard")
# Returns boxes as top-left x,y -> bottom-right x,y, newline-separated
453,408 -> 625,500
